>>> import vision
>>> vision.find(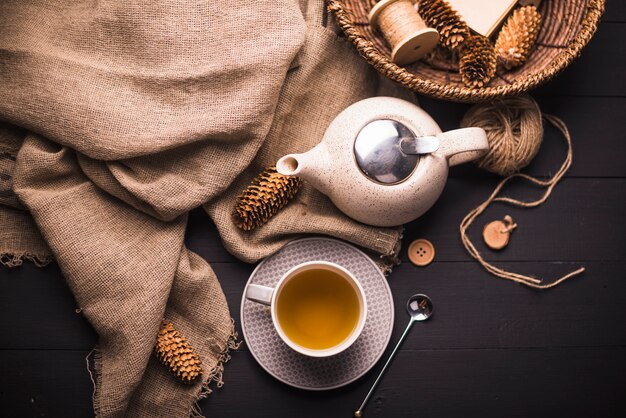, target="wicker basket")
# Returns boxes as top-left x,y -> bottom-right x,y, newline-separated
328,0 -> 605,102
